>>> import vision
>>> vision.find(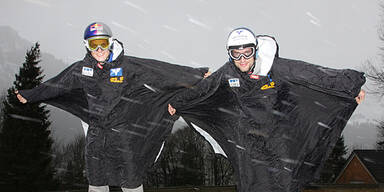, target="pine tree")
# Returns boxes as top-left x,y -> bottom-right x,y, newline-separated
0,43 -> 54,191
0,92 -> 5,129
319,136 -> 347,183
